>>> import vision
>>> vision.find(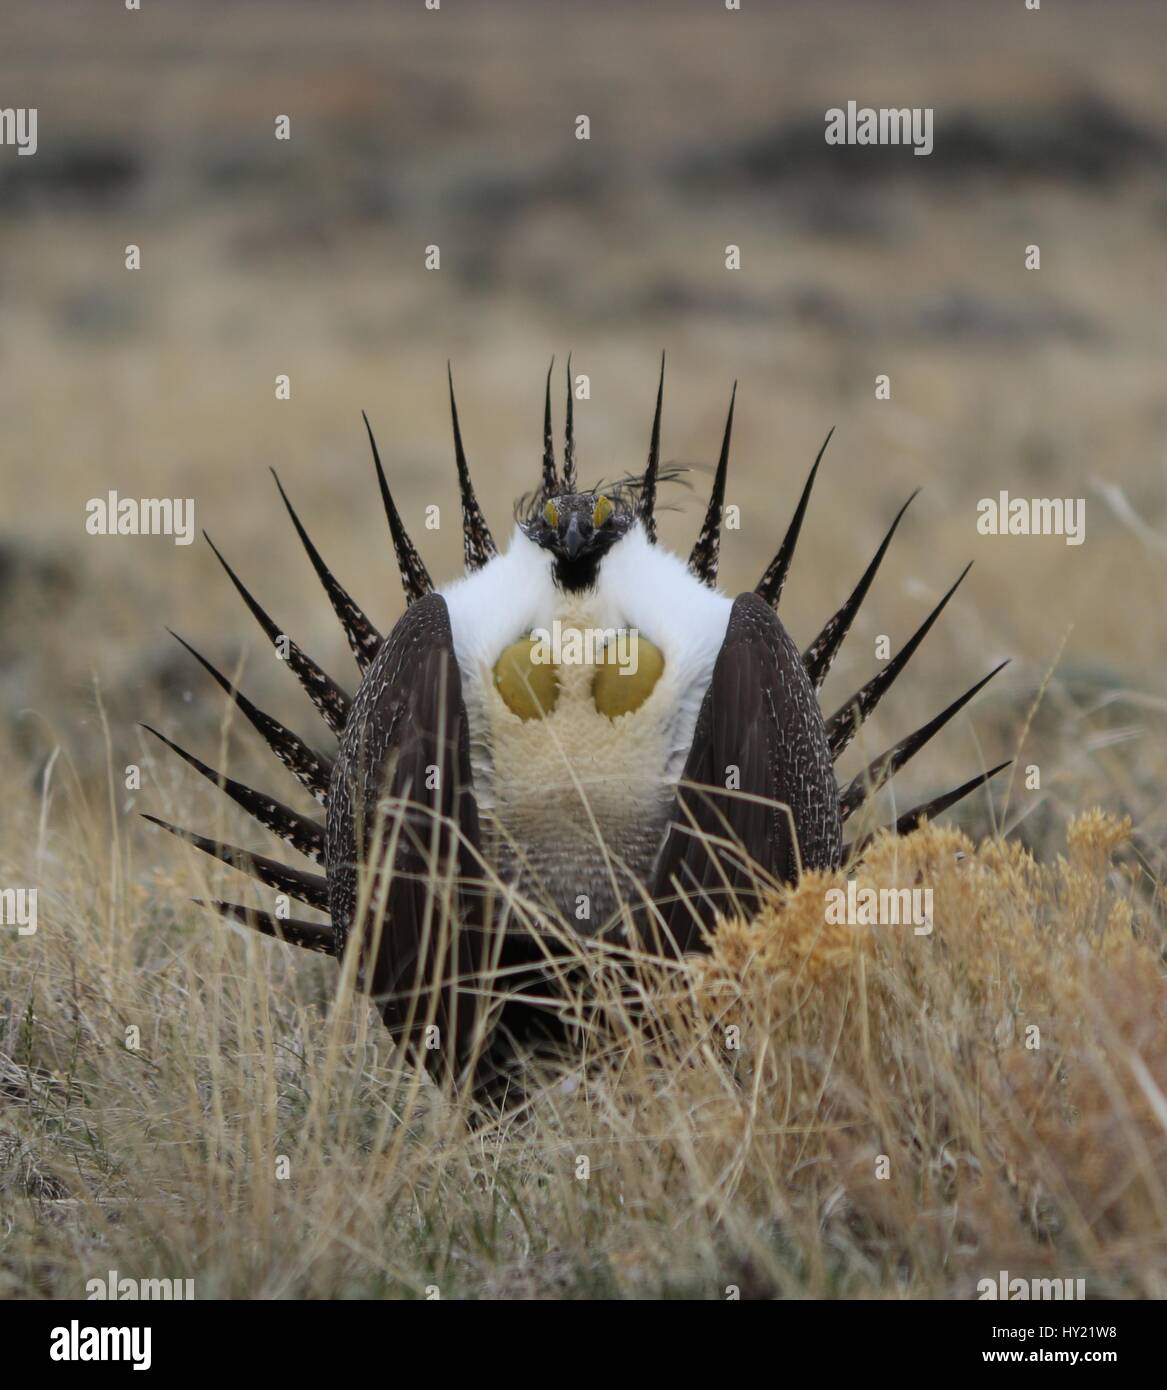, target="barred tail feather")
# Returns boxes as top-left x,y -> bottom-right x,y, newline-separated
362,411 -> 433,604
754,427 -> 834,611
270,469 -> 382,672
838,661 -> 1009,822
803,490 -> 918,689
164,627 -> 333,803
826,561 -> 973,760
142,814 -> 330,910
193,899 -> 335,955
140,721 -> 324,863
846,759 -> 1012,857
203,532 -> 351,736
687,383 -> 736,586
